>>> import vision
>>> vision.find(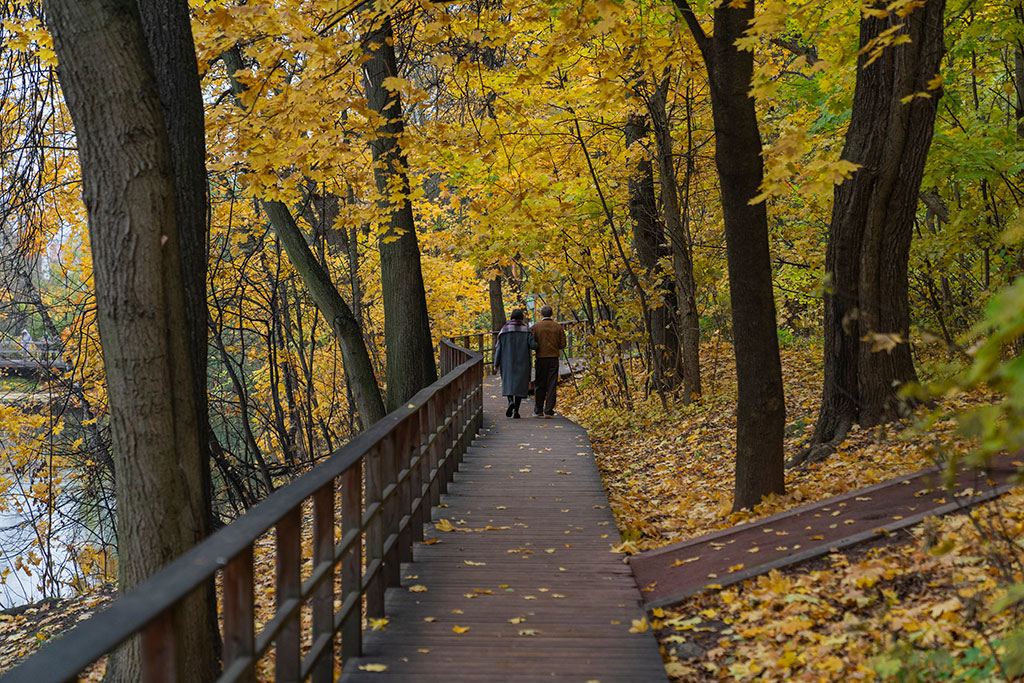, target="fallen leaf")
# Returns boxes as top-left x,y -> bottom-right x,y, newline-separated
452,625 -> 470,634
